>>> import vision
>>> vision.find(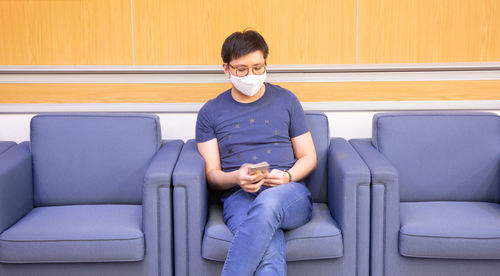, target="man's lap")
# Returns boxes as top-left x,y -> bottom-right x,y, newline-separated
222,182 -> 312,233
